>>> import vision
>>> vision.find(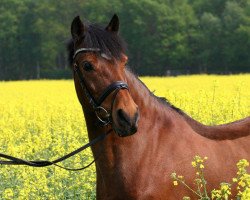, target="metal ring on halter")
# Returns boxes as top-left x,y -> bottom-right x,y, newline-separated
95,106 -> 111,125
